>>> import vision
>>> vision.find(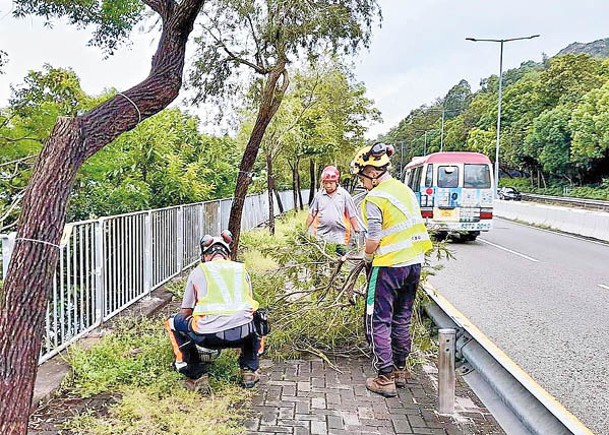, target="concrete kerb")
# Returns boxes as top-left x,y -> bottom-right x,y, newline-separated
494,199 -> 609,242
31,286 -> 175,413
